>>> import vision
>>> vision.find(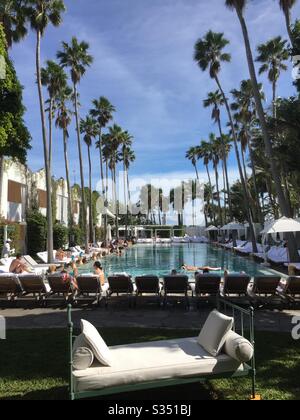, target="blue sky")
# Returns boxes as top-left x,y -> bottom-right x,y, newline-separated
10,0 -> 300,190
